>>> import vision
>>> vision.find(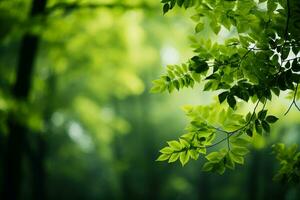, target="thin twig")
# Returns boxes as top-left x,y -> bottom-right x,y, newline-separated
215,47 -> 254,68
227,133 -> 231,150
206,100 -> 260,149
284,82 -> 299,115
283,56 -> 300,63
